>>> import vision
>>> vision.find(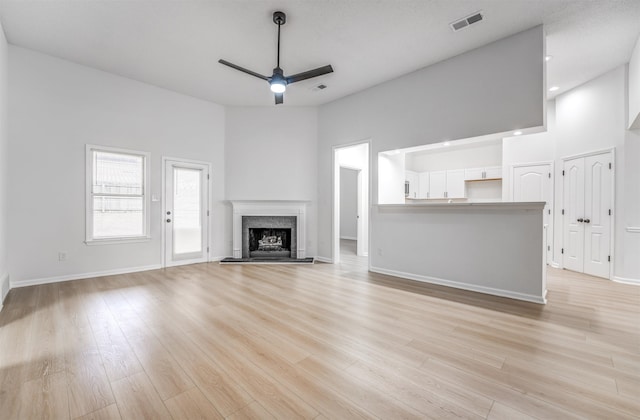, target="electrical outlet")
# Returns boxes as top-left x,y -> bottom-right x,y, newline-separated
58,252 -> 67,261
